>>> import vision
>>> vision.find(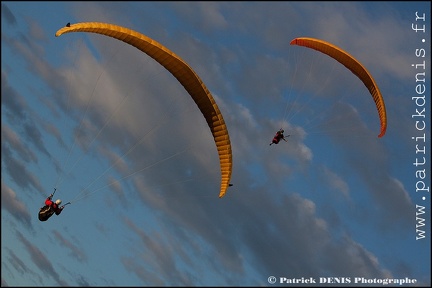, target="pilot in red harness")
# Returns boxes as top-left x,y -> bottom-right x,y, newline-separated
270,129 -> 289,145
